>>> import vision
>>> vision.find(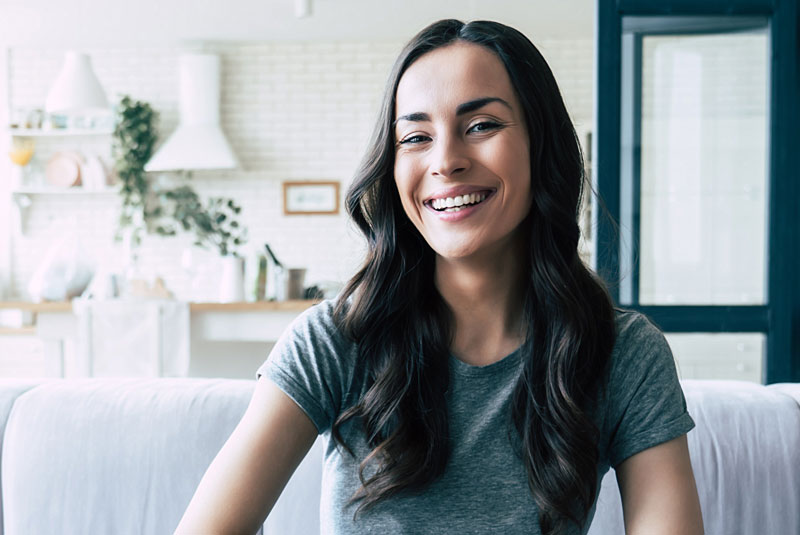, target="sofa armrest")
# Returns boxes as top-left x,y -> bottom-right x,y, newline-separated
0,379 -> 47,535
